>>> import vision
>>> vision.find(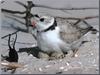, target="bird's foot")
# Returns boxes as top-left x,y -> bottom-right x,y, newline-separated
38,52 -> 50,60
49,52 -> 65,60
